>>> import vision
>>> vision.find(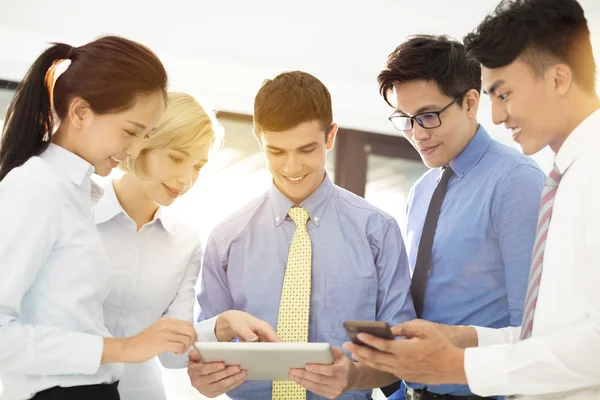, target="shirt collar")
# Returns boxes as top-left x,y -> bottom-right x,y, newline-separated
269,171 -> 334,227
449,125 -> 491,179
94,181 -> 174,234
40,143 -> 104,202
554,108 -> 600,175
